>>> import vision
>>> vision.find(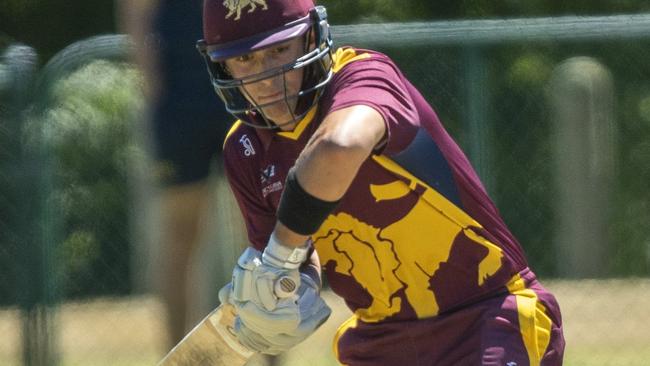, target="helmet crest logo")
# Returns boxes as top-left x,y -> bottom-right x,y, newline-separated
223,0 -> 269,21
